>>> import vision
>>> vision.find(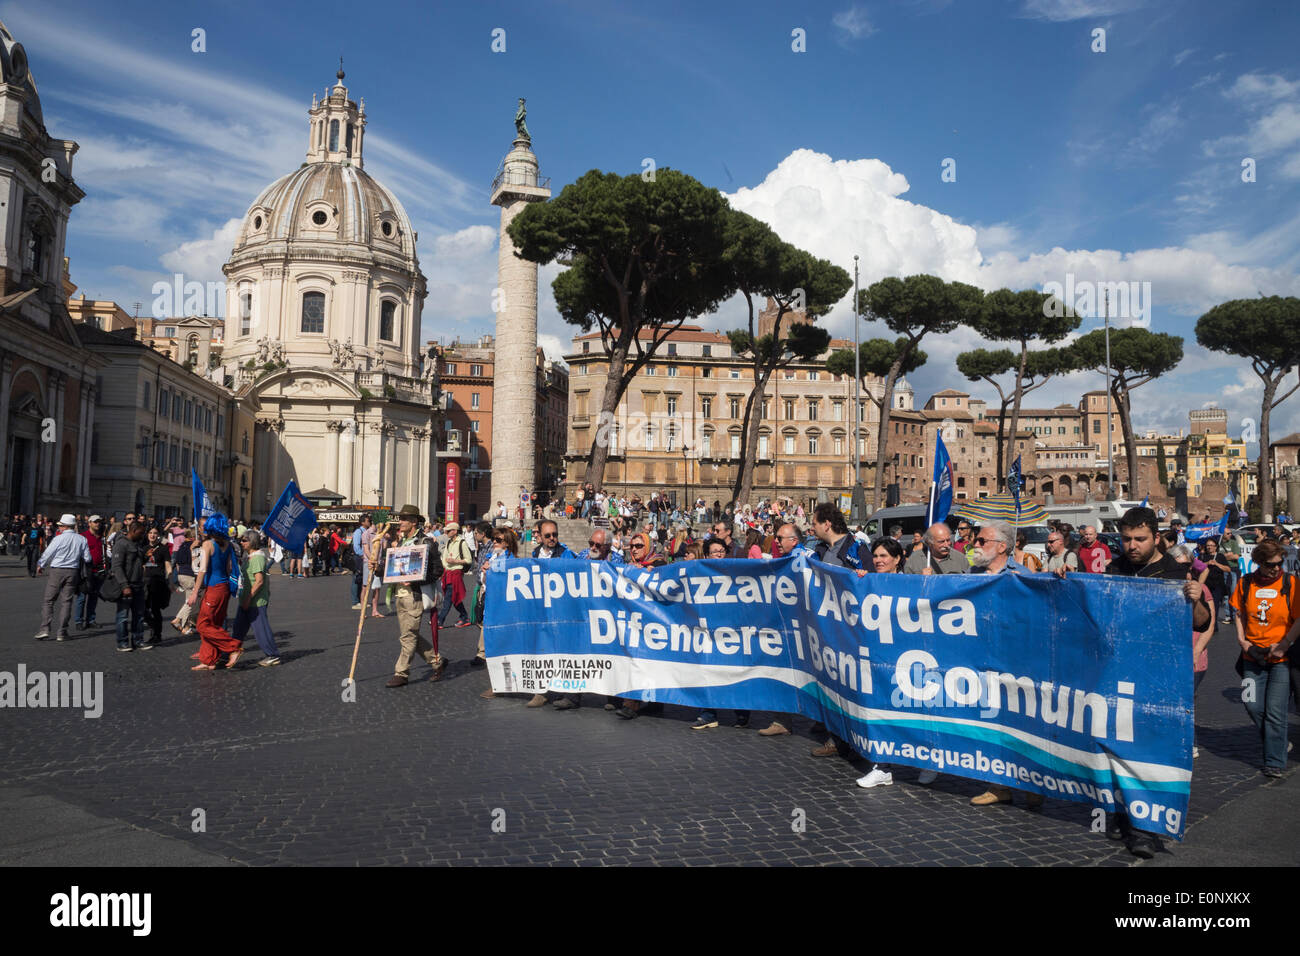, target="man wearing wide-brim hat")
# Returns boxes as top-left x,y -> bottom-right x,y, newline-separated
34,513 -> 92,641
386,504 -> 447,688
